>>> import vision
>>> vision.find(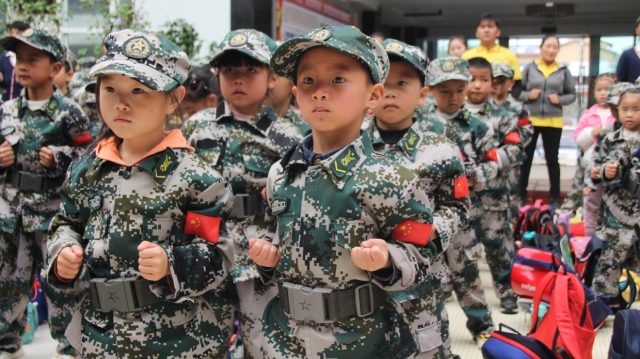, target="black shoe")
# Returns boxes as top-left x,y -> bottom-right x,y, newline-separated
500,296 -> 518,314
